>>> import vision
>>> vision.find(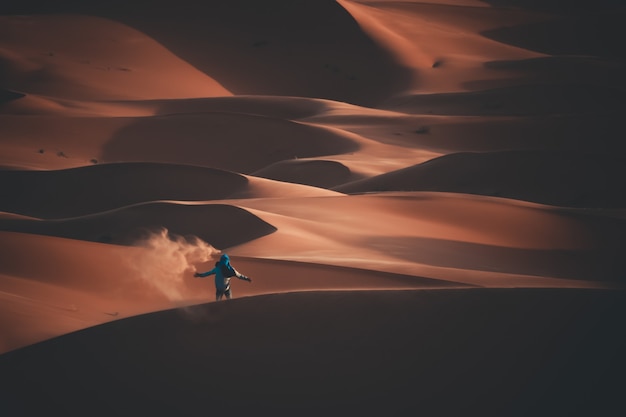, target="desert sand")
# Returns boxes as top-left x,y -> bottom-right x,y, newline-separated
1,0 -> 625,415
